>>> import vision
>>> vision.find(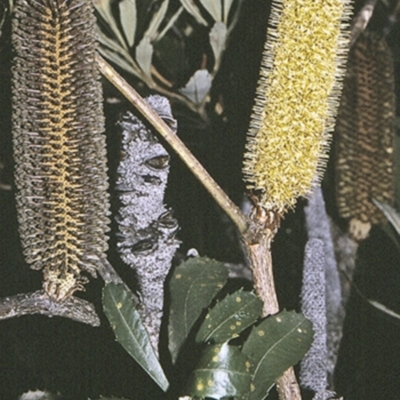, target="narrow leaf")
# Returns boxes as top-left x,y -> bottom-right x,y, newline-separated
179,69 -> 212,104
199,0 -> 222,21
186,343 -> 252,399
180,0 -> 208,25
97,46 -> 141,78
119,0 -> 137,47
99,397 -> 132,400
145,0 -> 169,40
368,300 -> 400,320
168,257 -> 229,363
94,0 -> 128,49
196,290 -> 263,344
372,199 -> 400,236
242,310 -> 313,400
103,283 -> 169,391
96,25 -> 130,55
223,0 -> 235,23
209,21 -> 227,69
135,36 -> 153,78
